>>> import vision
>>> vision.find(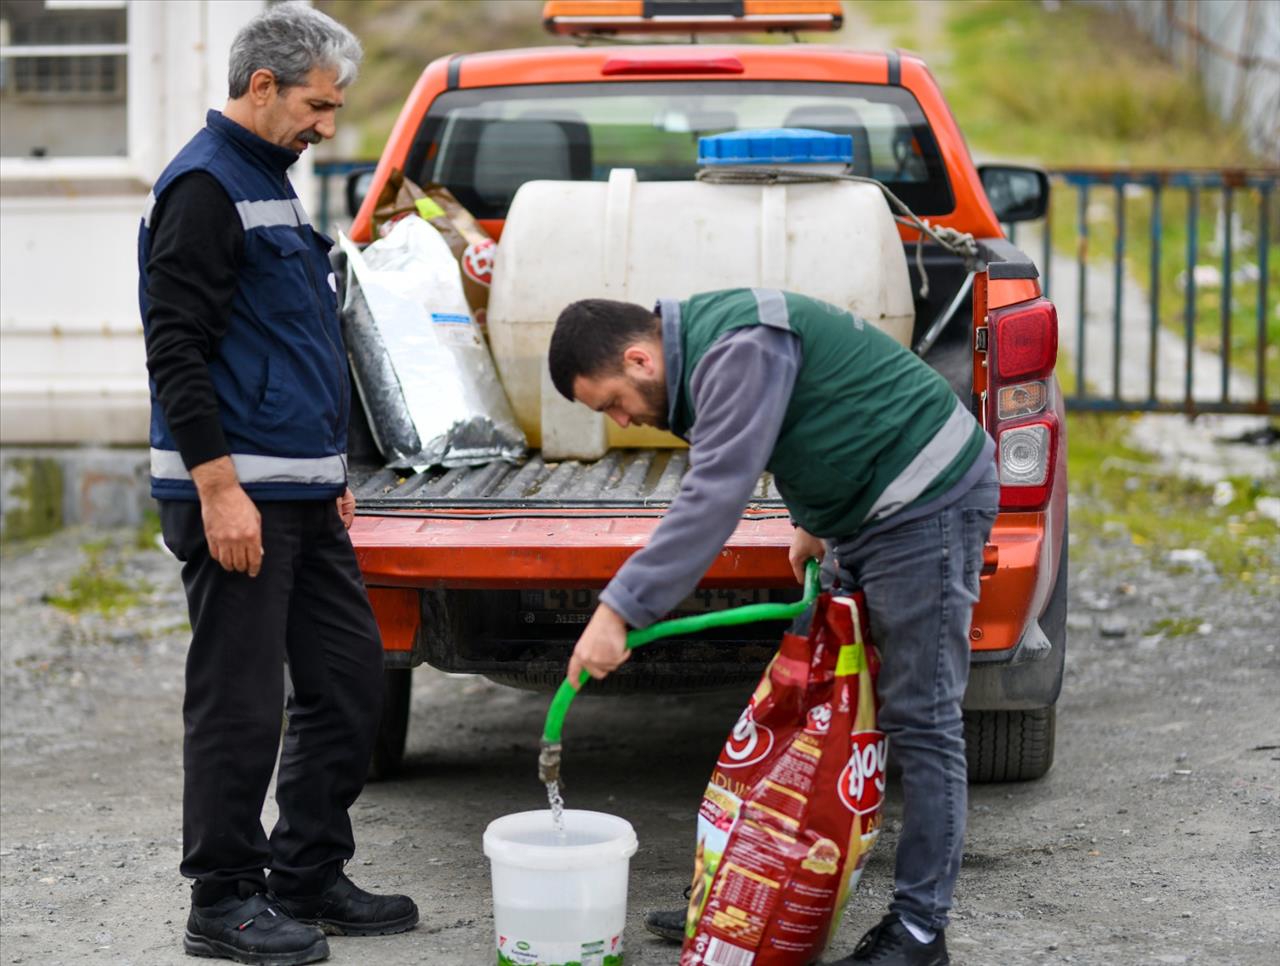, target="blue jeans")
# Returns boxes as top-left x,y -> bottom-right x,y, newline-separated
824,466 -> 999,932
